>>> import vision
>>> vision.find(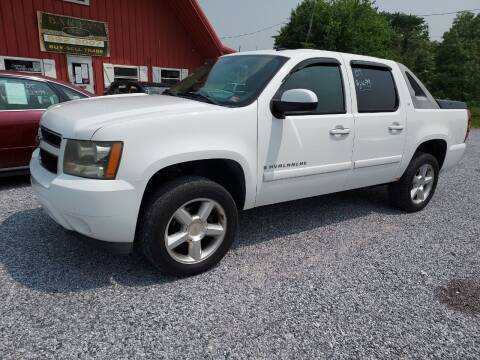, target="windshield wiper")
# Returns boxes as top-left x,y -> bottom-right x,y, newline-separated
176,91 -> 220,106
